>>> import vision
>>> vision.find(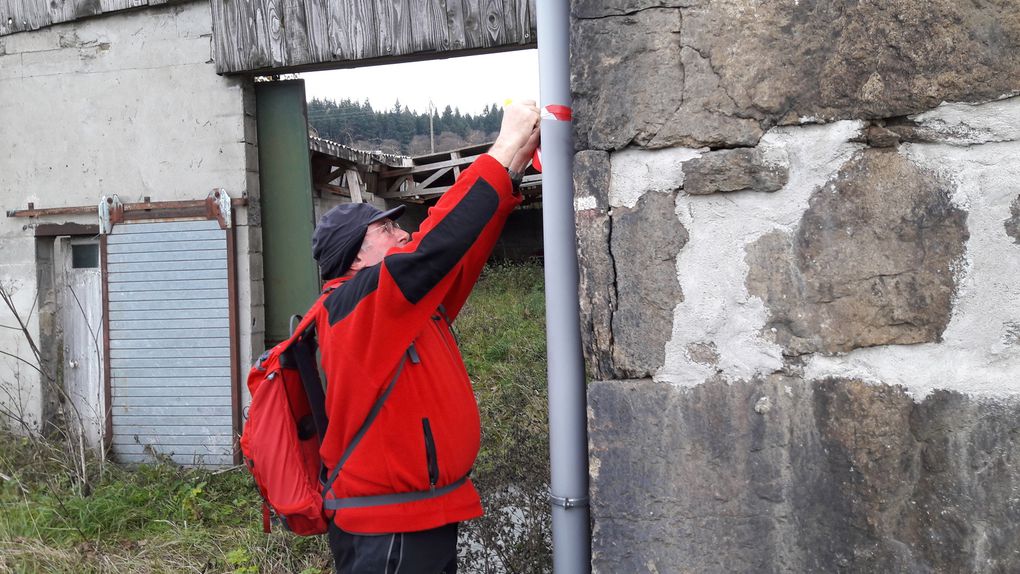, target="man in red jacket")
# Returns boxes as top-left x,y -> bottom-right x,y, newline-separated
310,101 -> 541,574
